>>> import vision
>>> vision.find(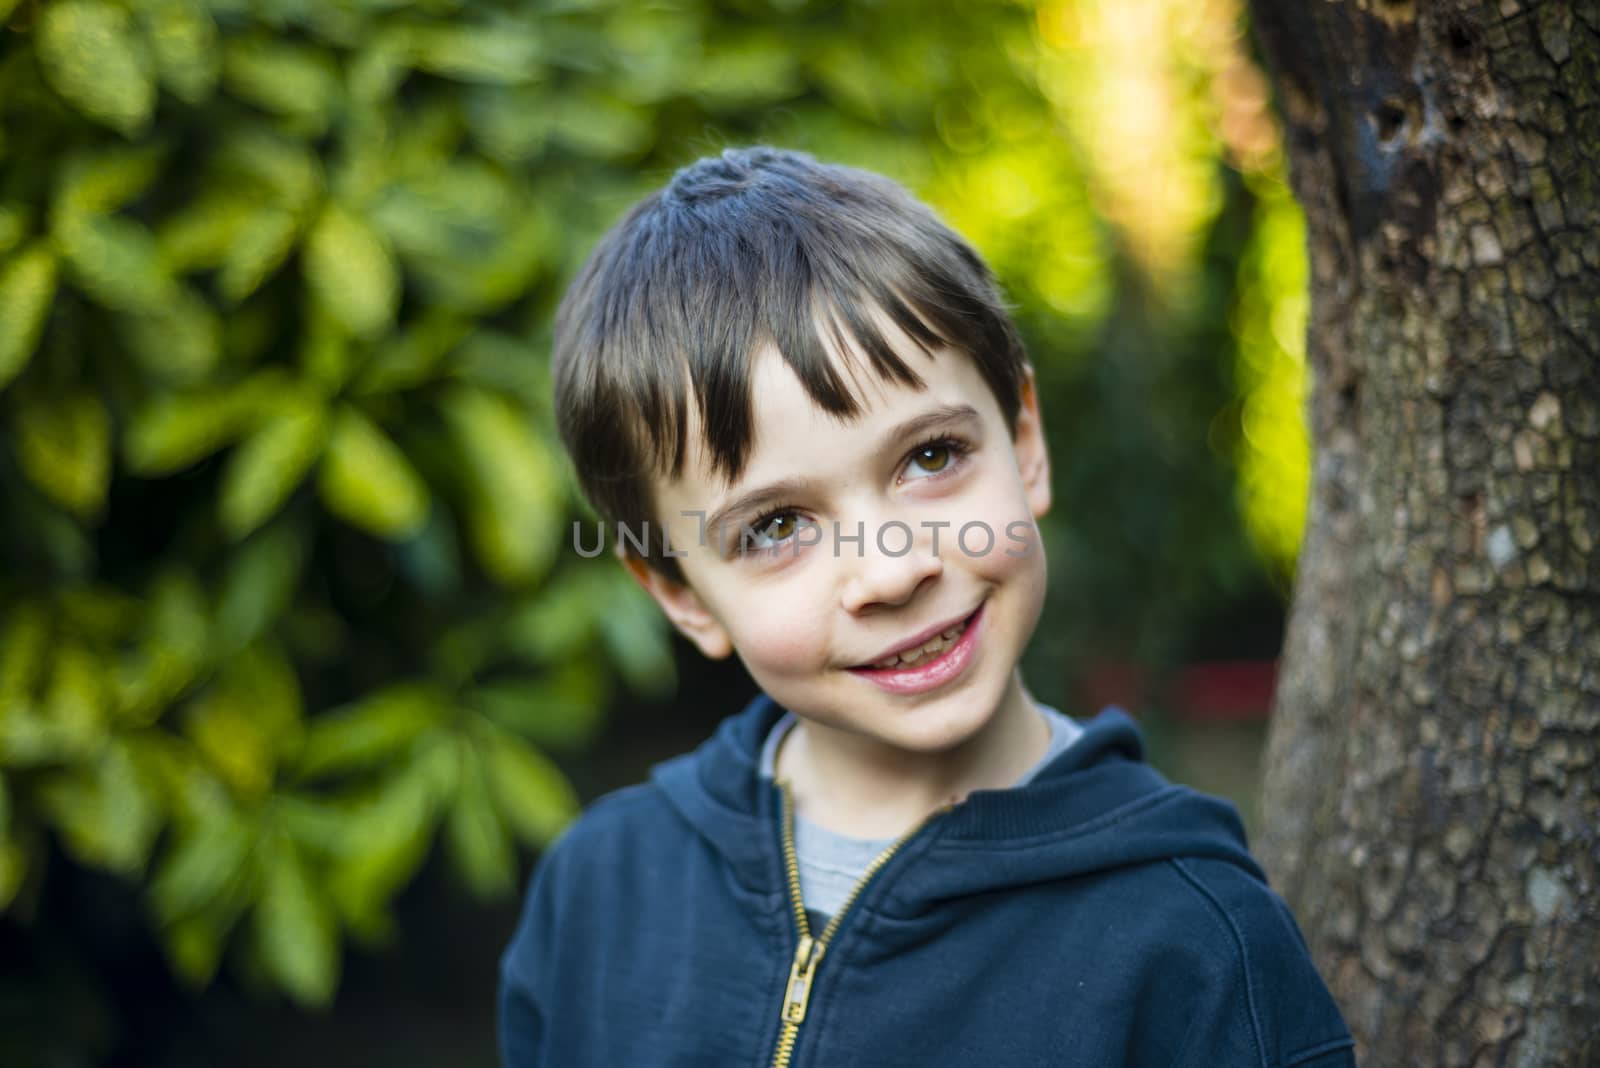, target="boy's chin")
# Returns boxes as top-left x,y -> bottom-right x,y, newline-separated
798,699 -> 1004,756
